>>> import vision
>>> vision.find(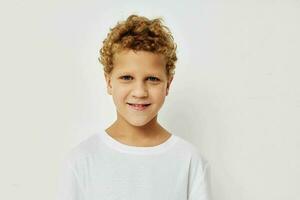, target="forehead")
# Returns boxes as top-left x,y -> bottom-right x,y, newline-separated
112,50 -> 166,74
